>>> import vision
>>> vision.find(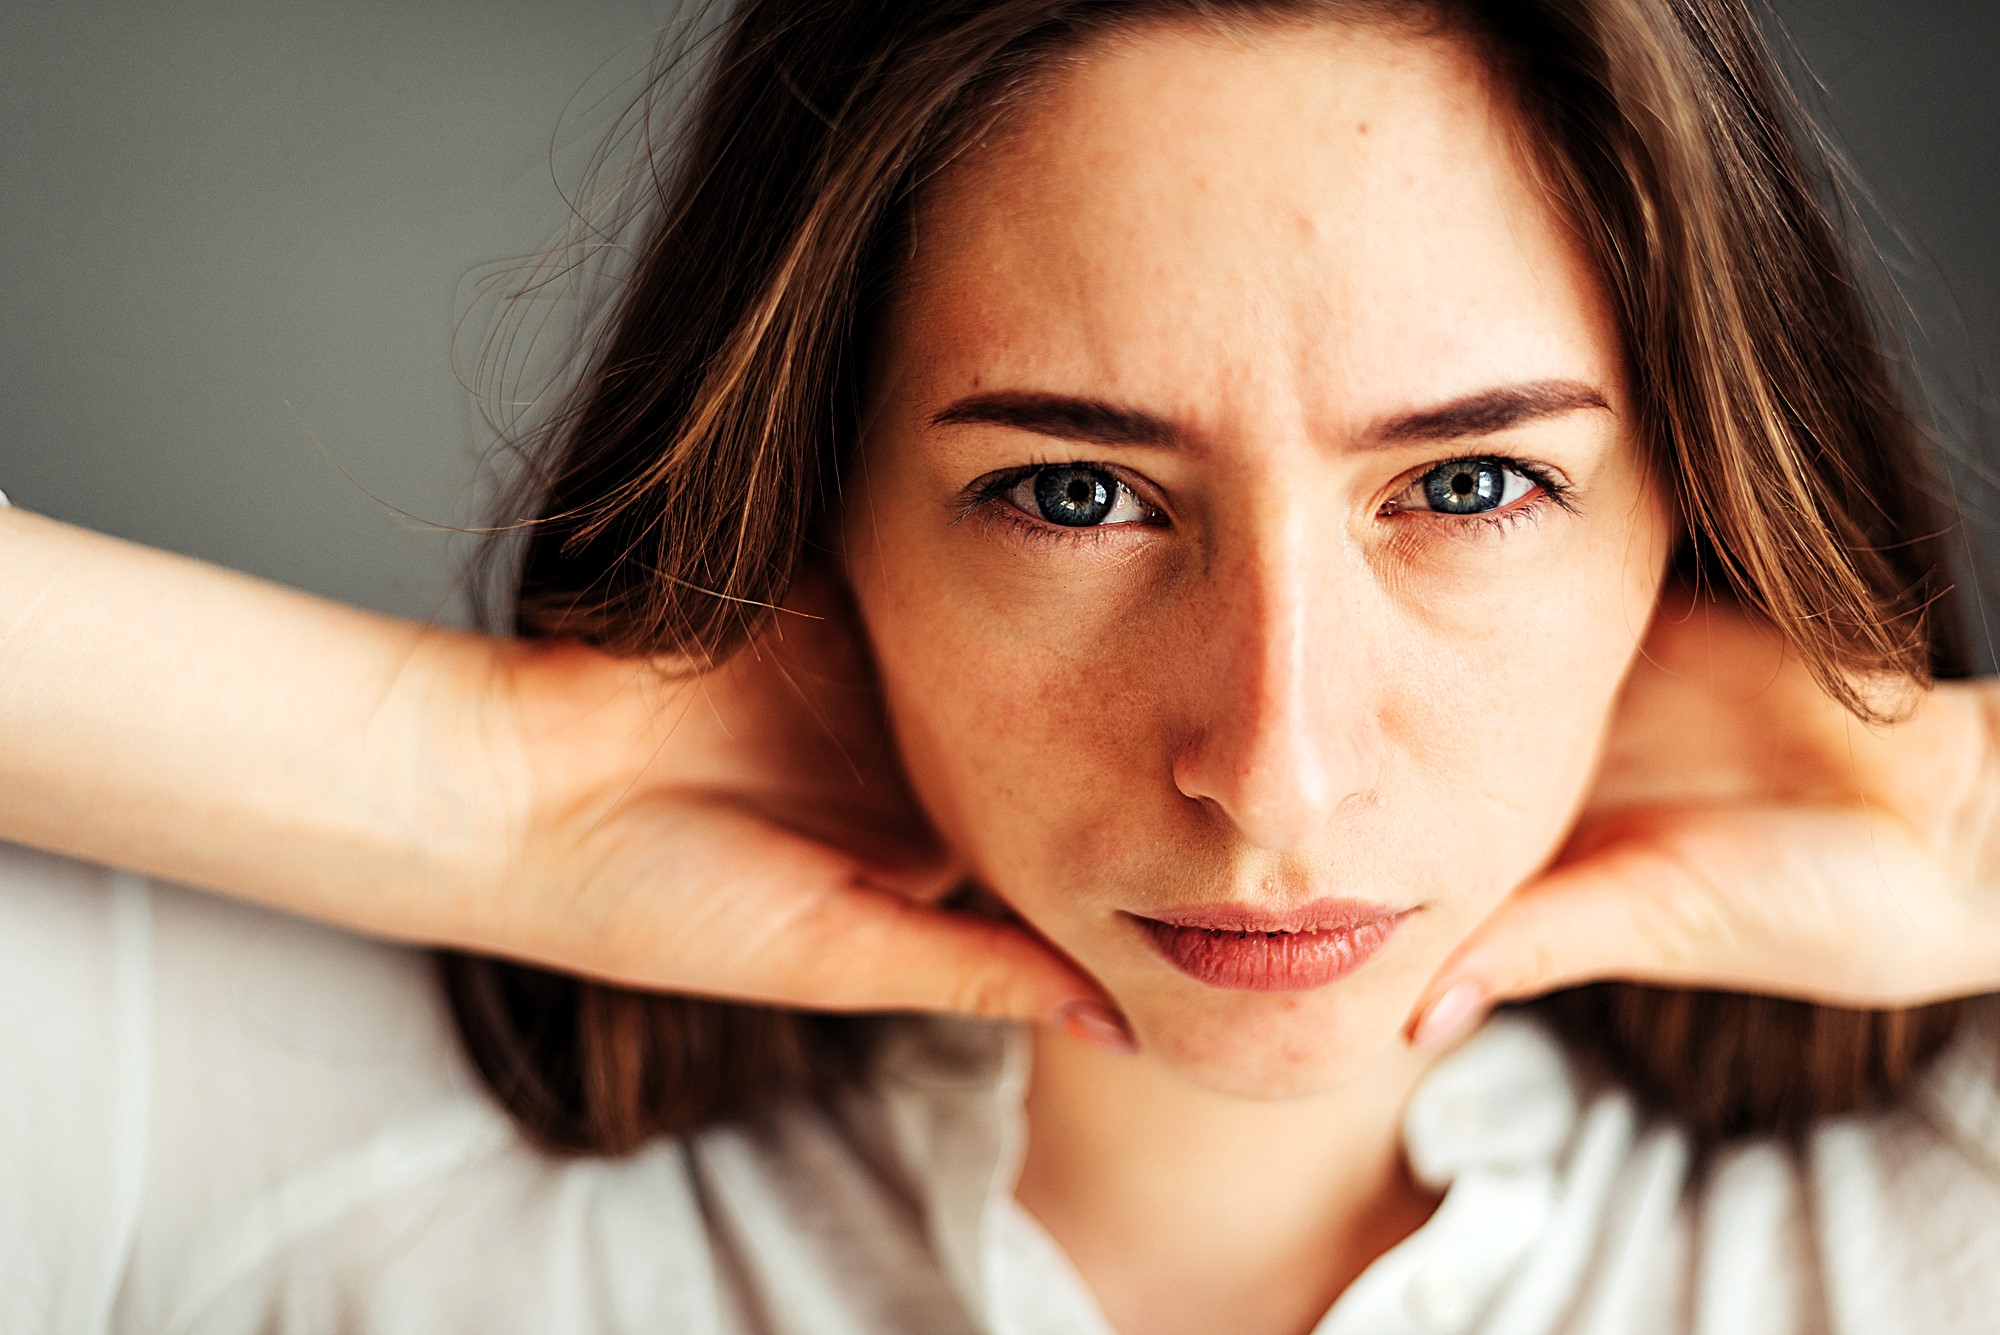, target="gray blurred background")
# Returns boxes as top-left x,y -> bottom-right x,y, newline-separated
3,1 -> 1997,655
